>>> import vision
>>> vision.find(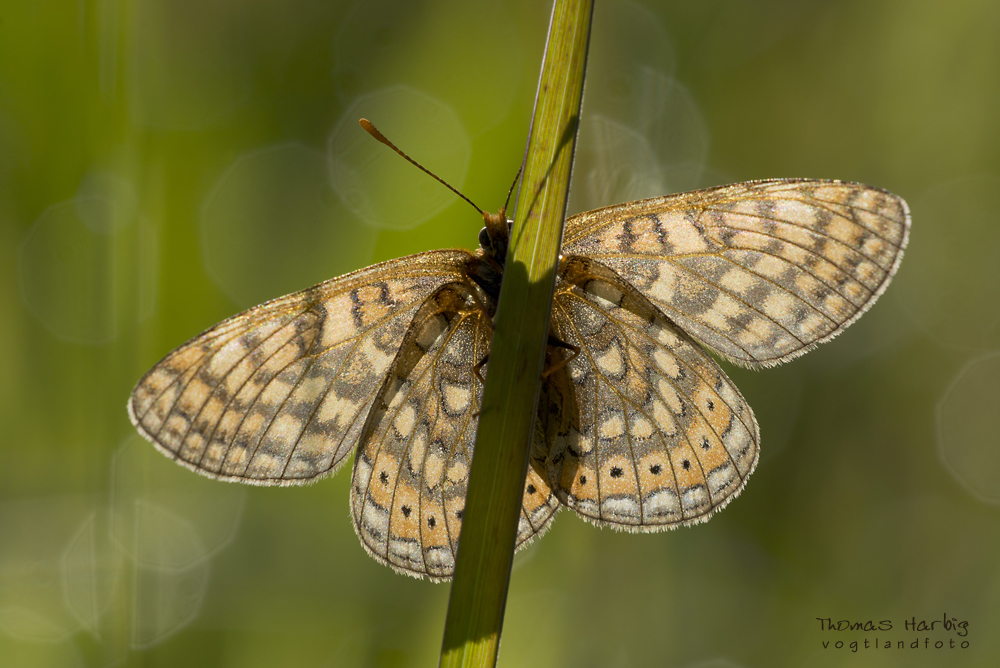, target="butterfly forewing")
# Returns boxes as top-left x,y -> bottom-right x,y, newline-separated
546,257 -> 759,528
351,283 -> 559,580
128,250 -> 474,485
563,180 -> 910,367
